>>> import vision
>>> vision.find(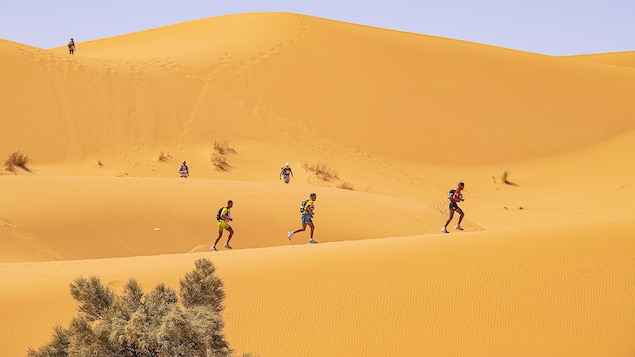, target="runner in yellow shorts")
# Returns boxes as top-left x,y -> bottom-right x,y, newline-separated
212,200 -> 234,251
